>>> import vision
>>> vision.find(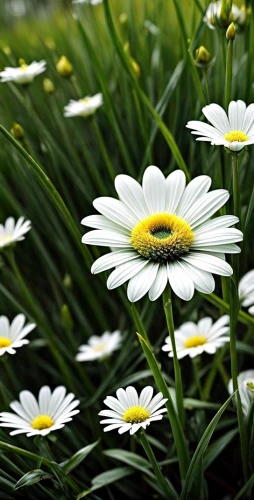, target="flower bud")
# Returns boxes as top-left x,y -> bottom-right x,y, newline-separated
195,45 -> 211,65
63,273 -> 72,289
3,46 -> 11,56
124,43 -> 141,78
43,77 -> 55,94
61,304 -> 73,334
119,12 -> 128,24
56,56 -> 73,78
226,22 -> 235,40
11,122 -> 24,141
